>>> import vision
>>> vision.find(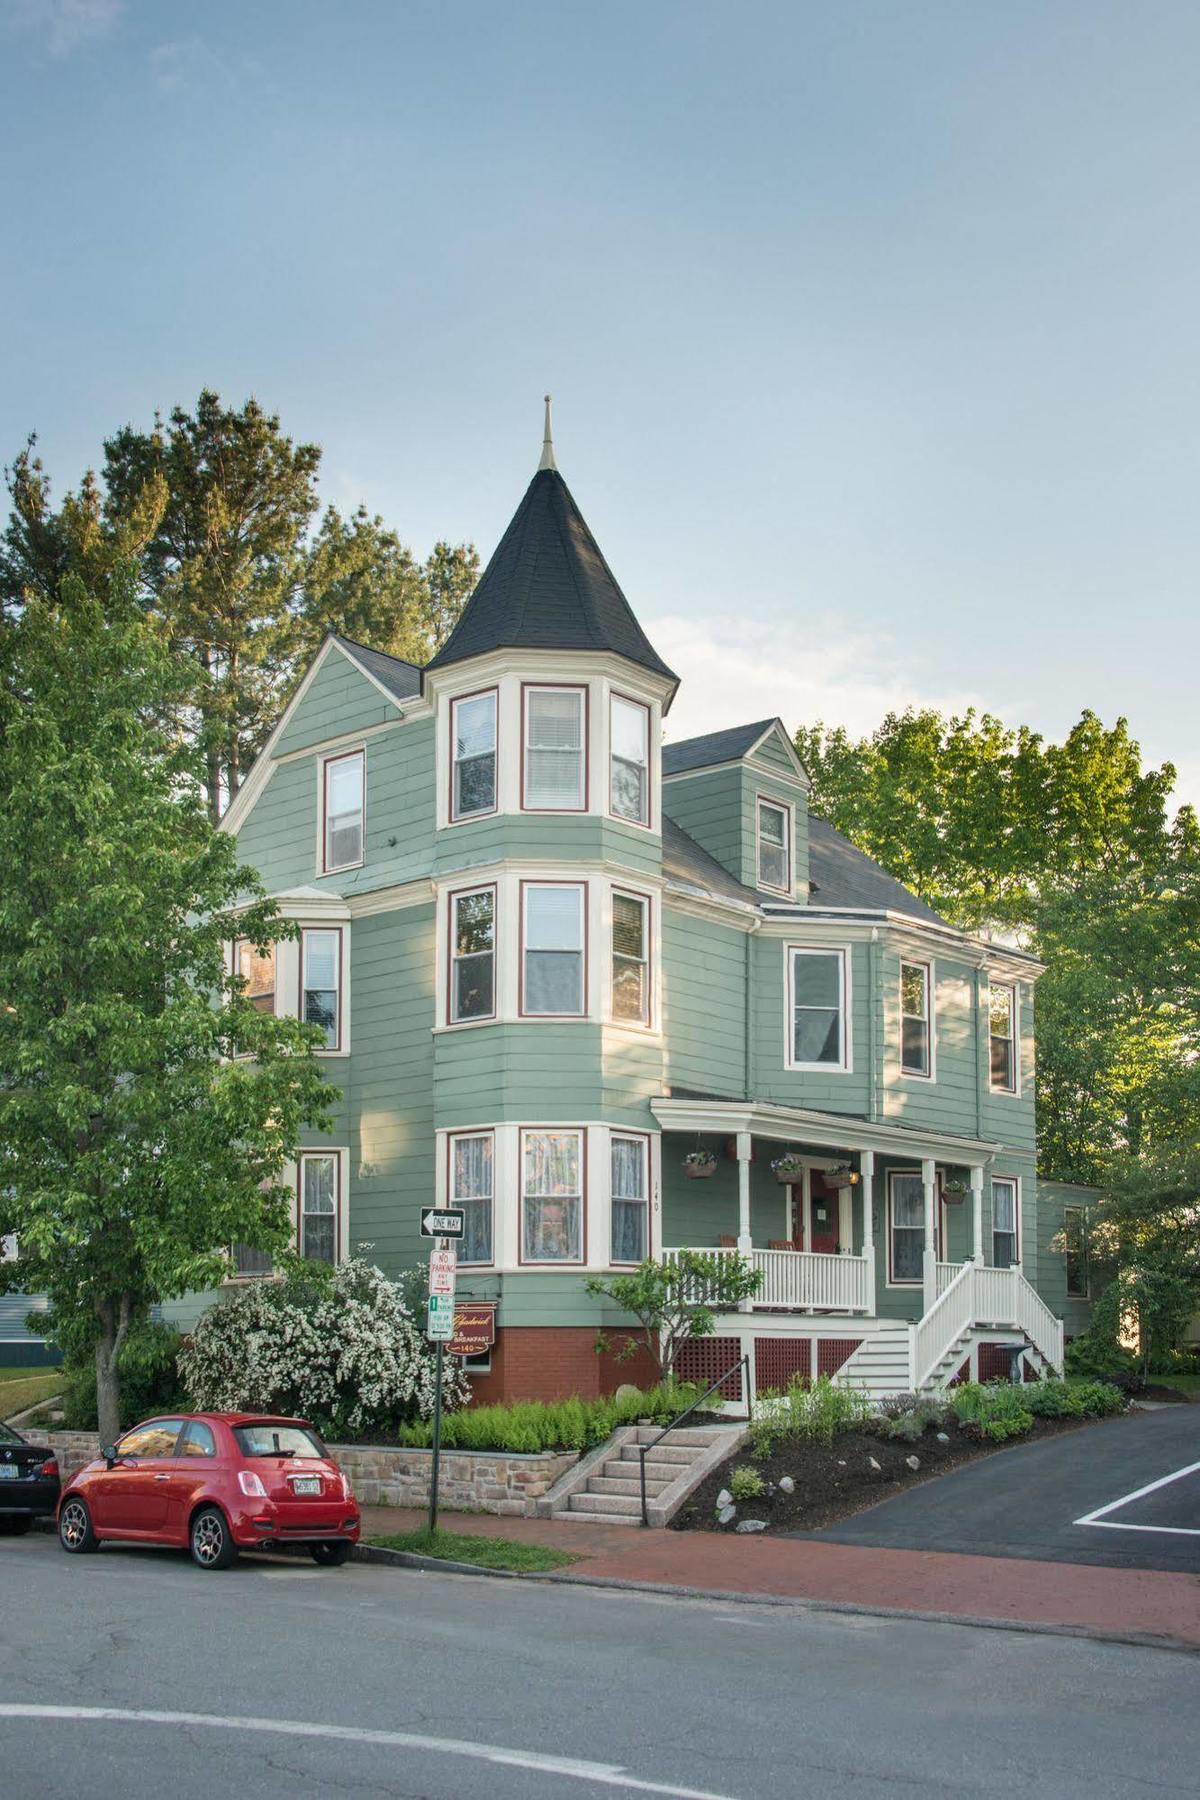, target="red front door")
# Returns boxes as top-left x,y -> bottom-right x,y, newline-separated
808,1174 -> 840,1254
